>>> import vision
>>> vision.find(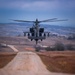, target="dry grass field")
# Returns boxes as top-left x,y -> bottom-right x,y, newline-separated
0,52 -> 17,68
38,51 -> 75,74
